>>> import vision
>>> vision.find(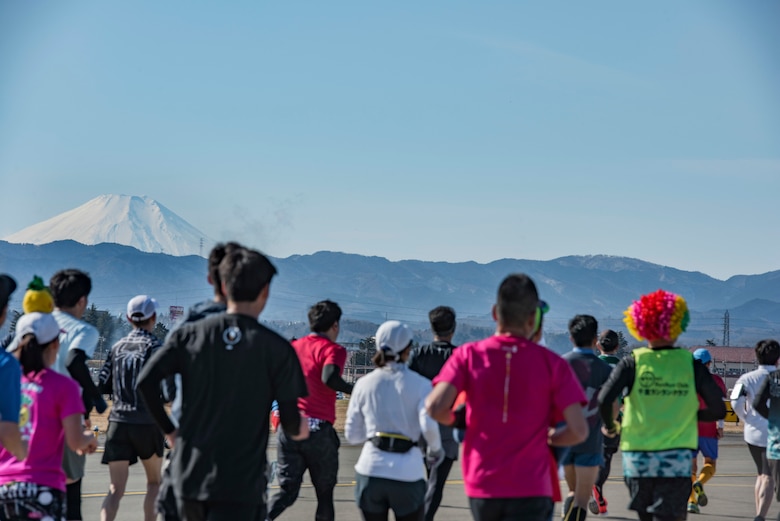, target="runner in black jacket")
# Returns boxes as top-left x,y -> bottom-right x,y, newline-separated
138,245 -> 310,521
407,306 -> 458,521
